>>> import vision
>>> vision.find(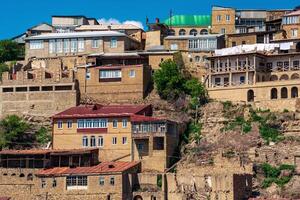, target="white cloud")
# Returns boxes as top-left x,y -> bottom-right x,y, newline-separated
97,18 -> 144,30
